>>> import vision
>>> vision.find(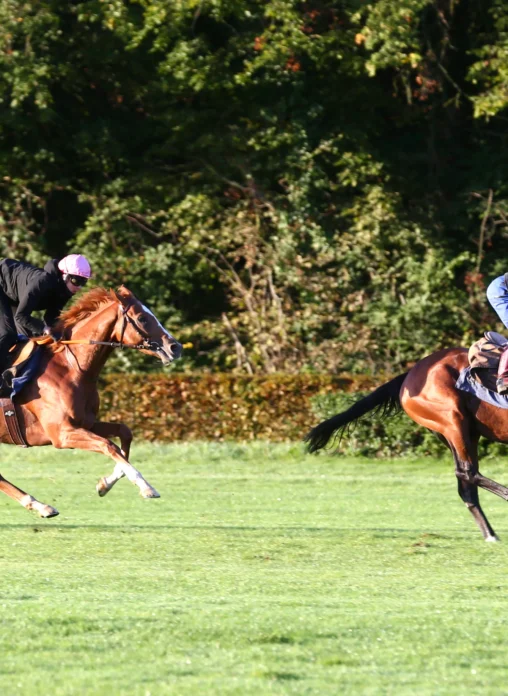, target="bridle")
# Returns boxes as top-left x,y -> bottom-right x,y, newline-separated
53,301 -> 165,353
116,302 -> 162,352
96,301 -> 164,353
55,301 -> 166,374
